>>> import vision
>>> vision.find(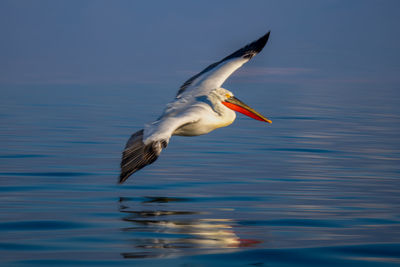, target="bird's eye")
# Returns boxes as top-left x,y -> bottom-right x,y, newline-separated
225,93 -> 231,98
